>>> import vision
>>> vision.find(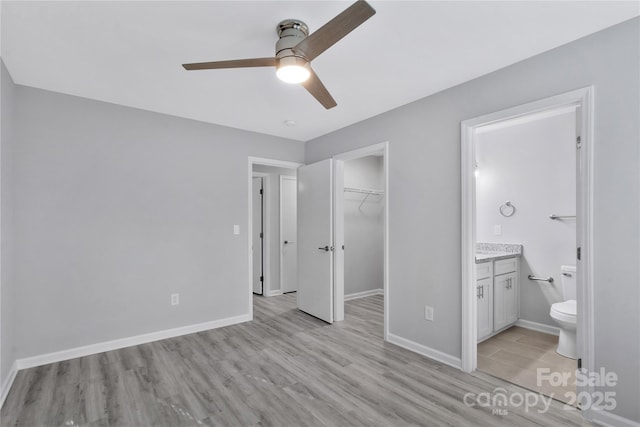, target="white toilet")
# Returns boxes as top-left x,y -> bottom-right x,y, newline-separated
550,265 -> 577,359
